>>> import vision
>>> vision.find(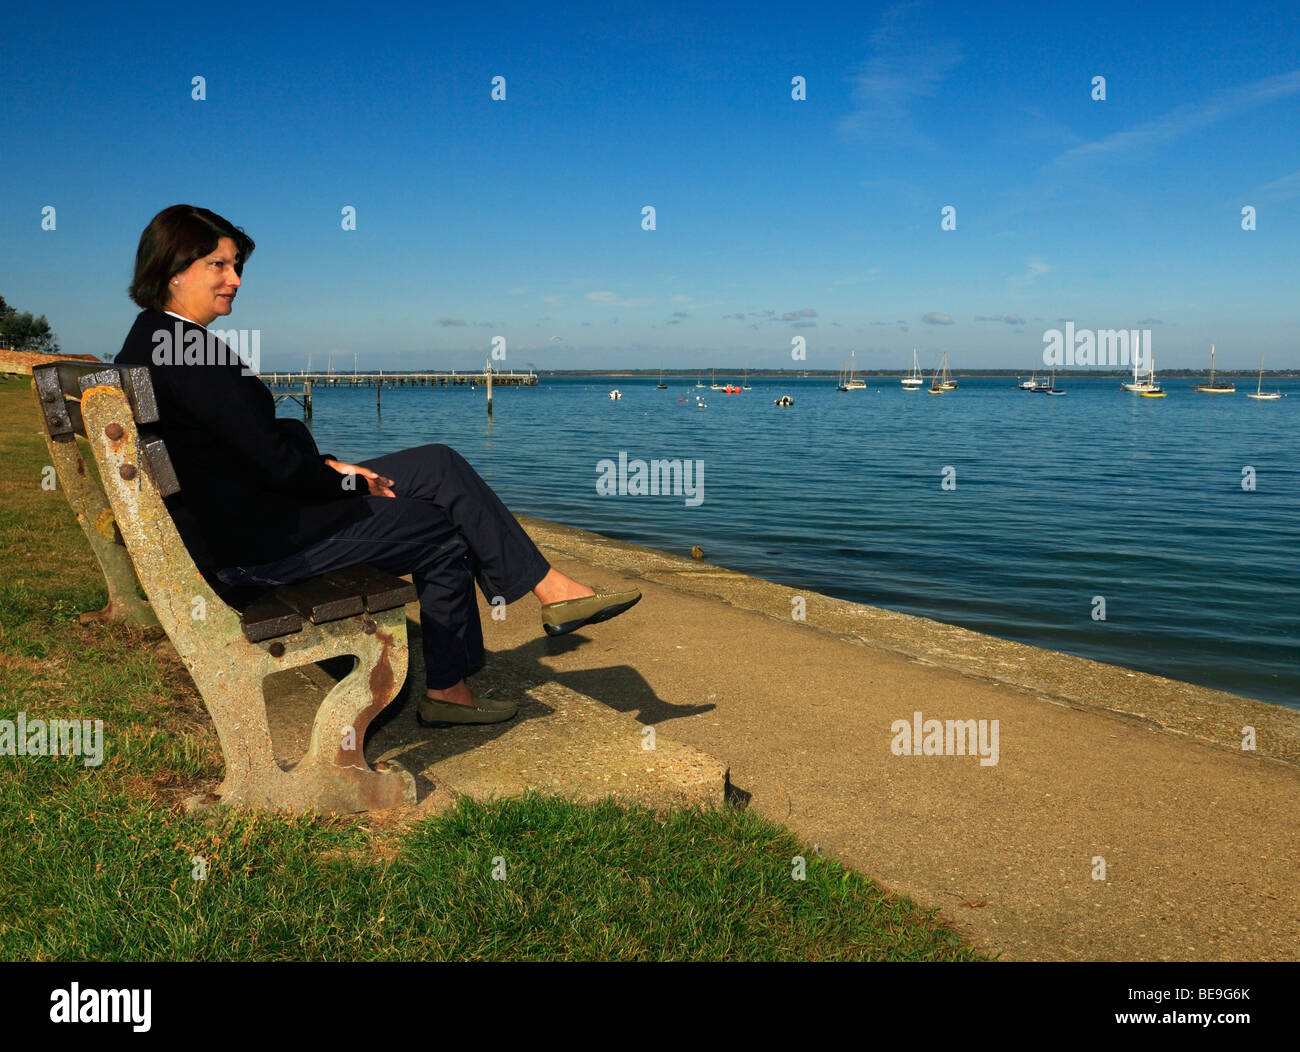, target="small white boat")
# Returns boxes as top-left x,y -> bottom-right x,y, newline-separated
1247,354 -> 1282,400
1020,370 -> 1049,391
901,349 -> 923,389
1121,333 -> 1160,393
1036,367 -> 1066,395
609,389 -> 622,400
773,395 -> 794,406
